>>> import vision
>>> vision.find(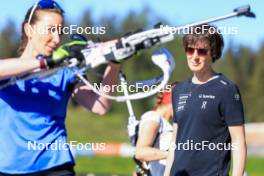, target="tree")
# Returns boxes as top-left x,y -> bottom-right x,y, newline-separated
0,20 -> 19,58
246,44 -> 264,121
